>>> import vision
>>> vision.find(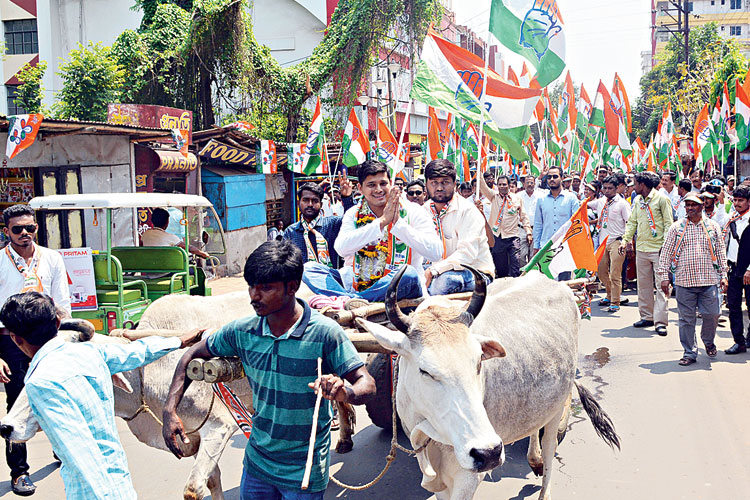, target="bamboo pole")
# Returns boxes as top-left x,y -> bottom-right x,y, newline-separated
301,358 -> 323,490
